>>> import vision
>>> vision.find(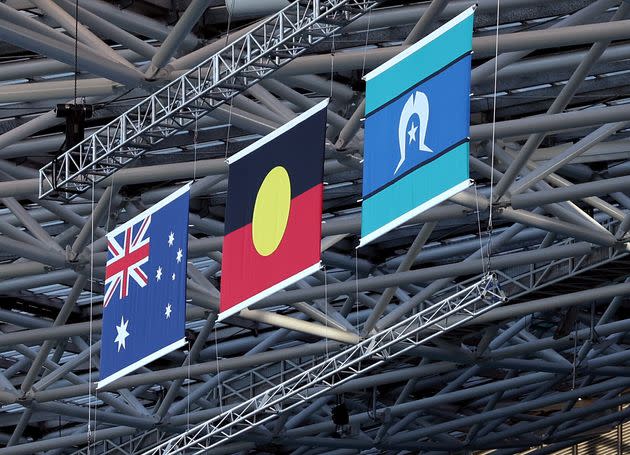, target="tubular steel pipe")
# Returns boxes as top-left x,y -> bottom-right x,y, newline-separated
473,282 -> 630,326
472,393 -> 630,446
510,122 -> 630,195
362,221 -> 437,334
280,17 -> 630,77
0,426 -> 136,455
145,0 -> 211,78
511,175 -> 630,209
30,0 -> 136,69
470,103 -> 630,140
19,276 -> 88,393
55,0 -> 157,59
33,340 -> 340,400
240,309 -> 360,344
470,0 -> 617,84
256,242 -> 592,307
0,1 -> 90,51
493,4 -> 630,200
79,0 -> 199,50
0,20 -> 144,87
498,207 -> 617,246
284,372 -> 557,438
388,377 -> 630,444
